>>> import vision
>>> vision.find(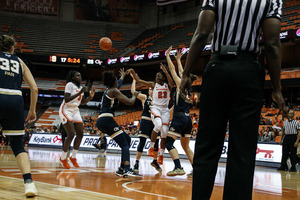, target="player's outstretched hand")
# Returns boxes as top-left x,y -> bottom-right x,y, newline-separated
89,87 -> 96,98
180,75 -> 191,97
